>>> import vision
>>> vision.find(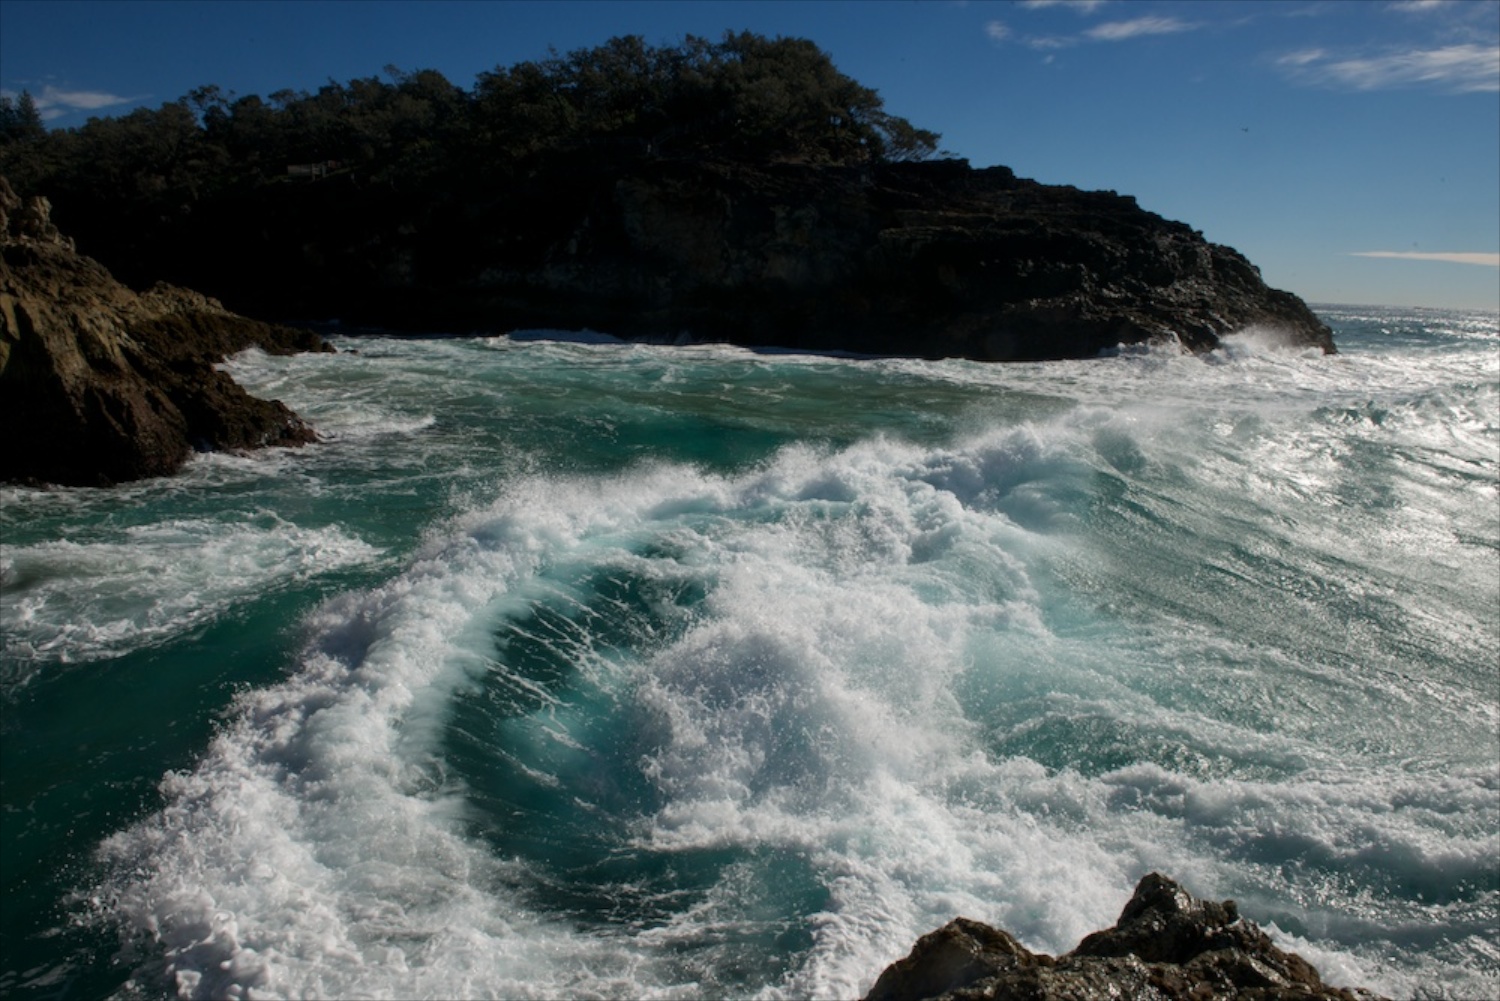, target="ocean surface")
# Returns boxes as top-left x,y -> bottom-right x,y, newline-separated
1,306 -> 1496,1000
